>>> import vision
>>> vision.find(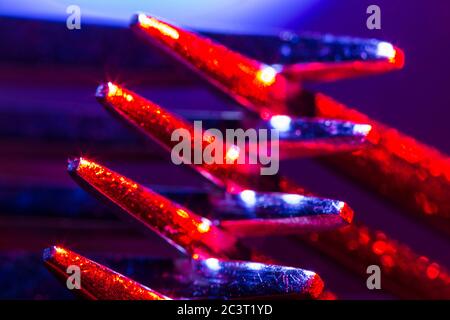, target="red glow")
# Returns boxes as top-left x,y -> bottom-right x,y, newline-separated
391,46 -> 405,68
339,203 -> 354,224
372,241 -> 387,255
272,173 -> 450,298
306,274 -> 325,300
381,255 -> 395,268
138,14 -> 179,40
314,93 -> 450,220
427,263 -> 440,280
358,227 -> 370,245
319,291 -> 338,300
300,223 -> 450,299
282,56 -> 404,82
